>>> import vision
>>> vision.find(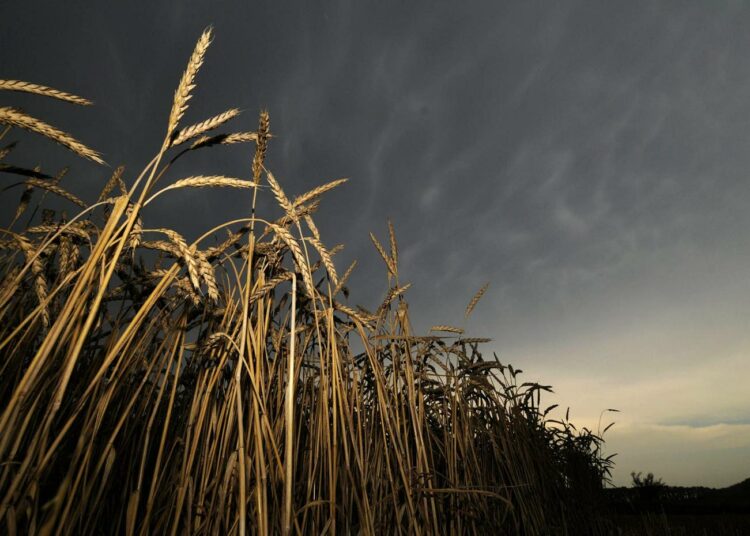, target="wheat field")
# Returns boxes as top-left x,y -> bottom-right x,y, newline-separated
0,28 -> 617,535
